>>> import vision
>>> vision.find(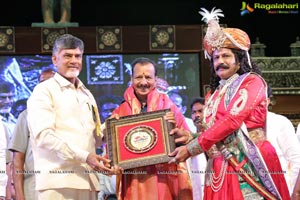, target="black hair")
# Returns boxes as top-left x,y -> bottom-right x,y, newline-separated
130,57 -> 157,76
168,90 -> 189,106
209,49 -> 262,93
267,85 -> 272,98
190,97 -> 205,110
11,98 -> 28,118
0,80 -> 15,93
